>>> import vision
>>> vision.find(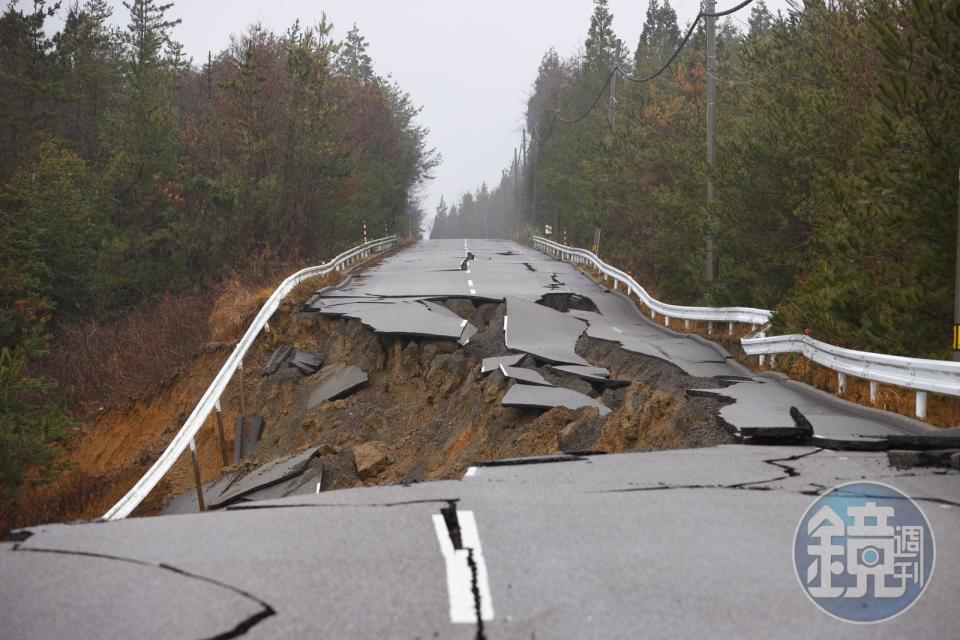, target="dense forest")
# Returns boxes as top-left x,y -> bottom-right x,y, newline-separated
0,0 -> 437,504
432,0 -> 959,361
